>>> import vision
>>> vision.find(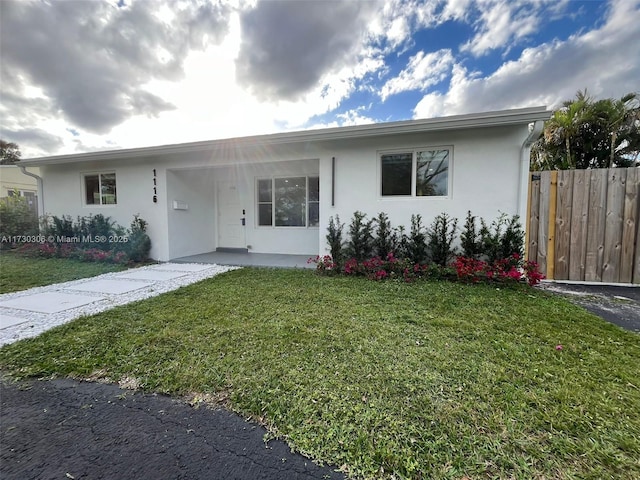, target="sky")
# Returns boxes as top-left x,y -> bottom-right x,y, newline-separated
1,0 -> 639,159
